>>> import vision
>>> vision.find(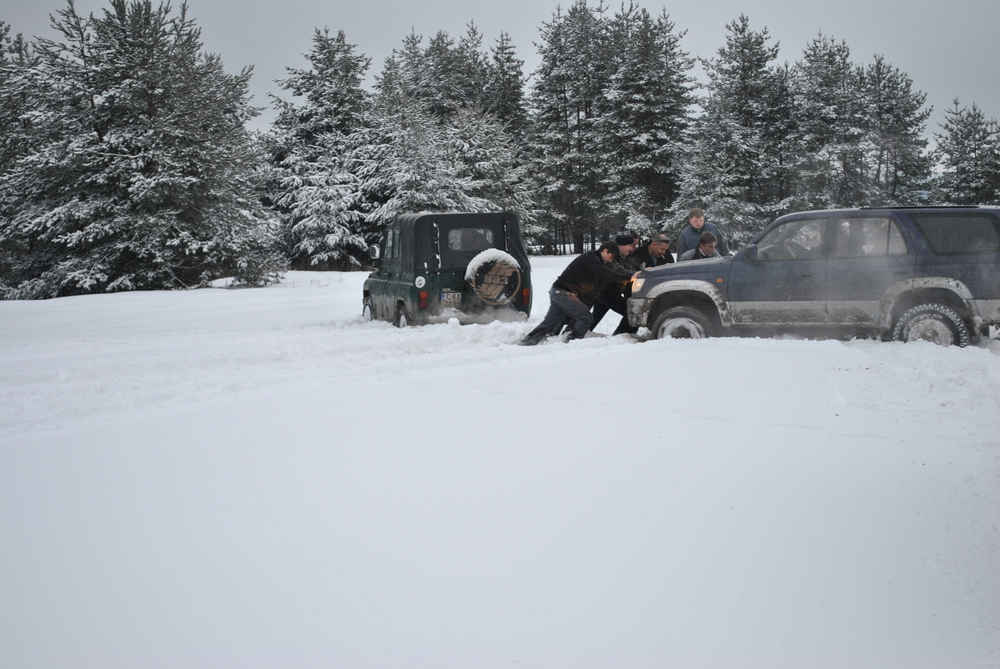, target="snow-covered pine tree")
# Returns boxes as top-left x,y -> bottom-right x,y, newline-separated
454,23 -> 490,112
353,104 -> 488,227
423,31 -> 465,118
357,72 -> 534,230
790,33 -> 868,208
527,0 -> 613,251
355,27 -> 535,234
0,22 -> 38,177
672,15 -> 794,245
267,28 -> 370,269
857,55 -> 932,204
0,22 -> 40,291
445,106 -> 534,222
934,100 -> 1000,205
380,30 -> 427,110
0,0 -> 283,299
483,32 -> 528,137
381,25 -> 490,122
601,5 -> 694,236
